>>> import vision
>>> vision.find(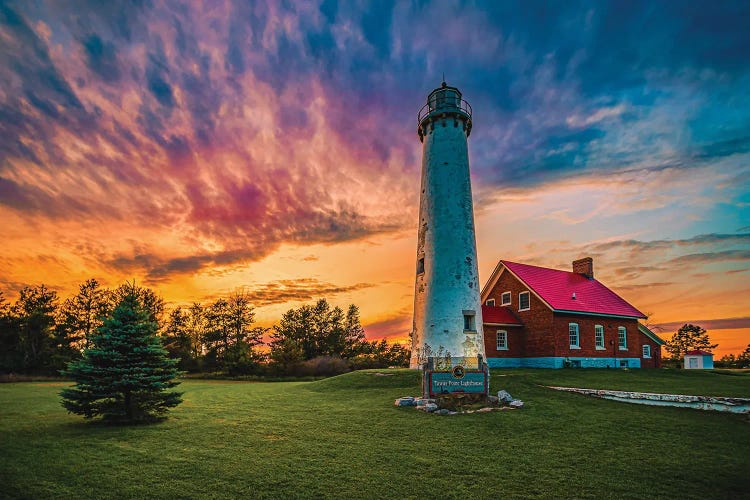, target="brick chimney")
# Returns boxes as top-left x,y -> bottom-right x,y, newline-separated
573,257 -> 594,279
